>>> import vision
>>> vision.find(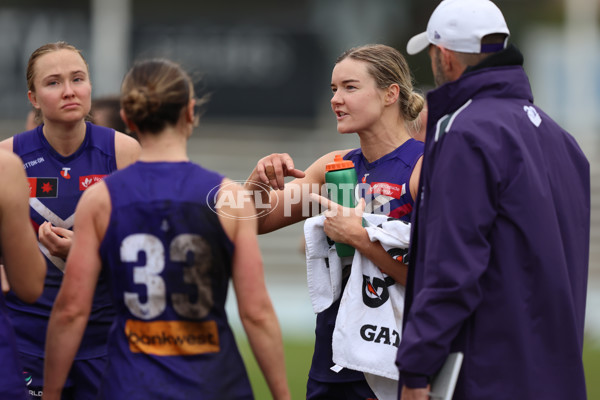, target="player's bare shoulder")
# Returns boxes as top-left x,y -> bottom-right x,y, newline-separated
216,178 -> 258,240
0,149 -> 28,212
114,131 -> 141,169
79,179 -> 110,211
0,148 -> 26,183
0,136 -> 14,153
305,148 -> 354,181
217,178 -> 257,218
